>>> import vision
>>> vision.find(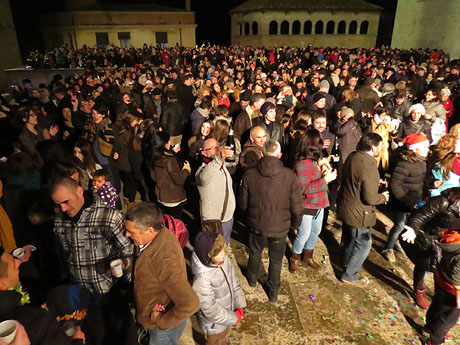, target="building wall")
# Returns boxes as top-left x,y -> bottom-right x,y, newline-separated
0,0 -> 22,88
392,0 -> 460,59
231,10 -> 380,48
40,11 -> 196,49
